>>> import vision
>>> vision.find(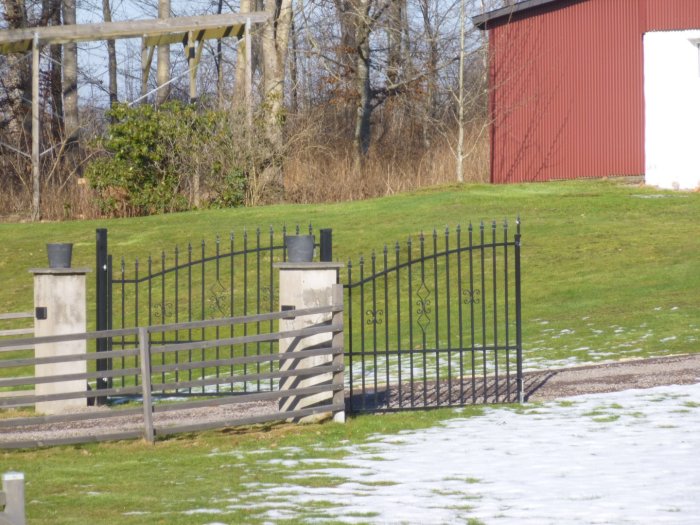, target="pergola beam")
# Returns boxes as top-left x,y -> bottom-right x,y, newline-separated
0,12 -> 268,54
144,25 -> 241,48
